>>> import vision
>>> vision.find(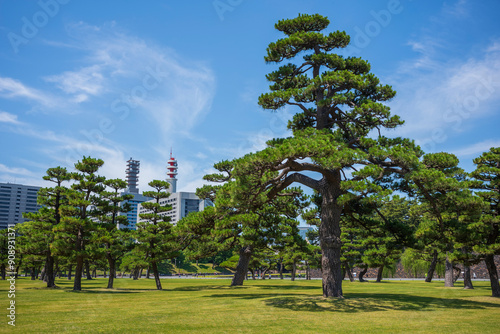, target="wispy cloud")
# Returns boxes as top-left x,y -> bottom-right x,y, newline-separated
0,163 -> 35,177
0,77 -> 57,107
45,21 -> 216,138
0,111 -> 21,124
452,139 -> 500,157
387,39 -> 500,152
44,65 -> 105,103
442,0 -> 469,18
